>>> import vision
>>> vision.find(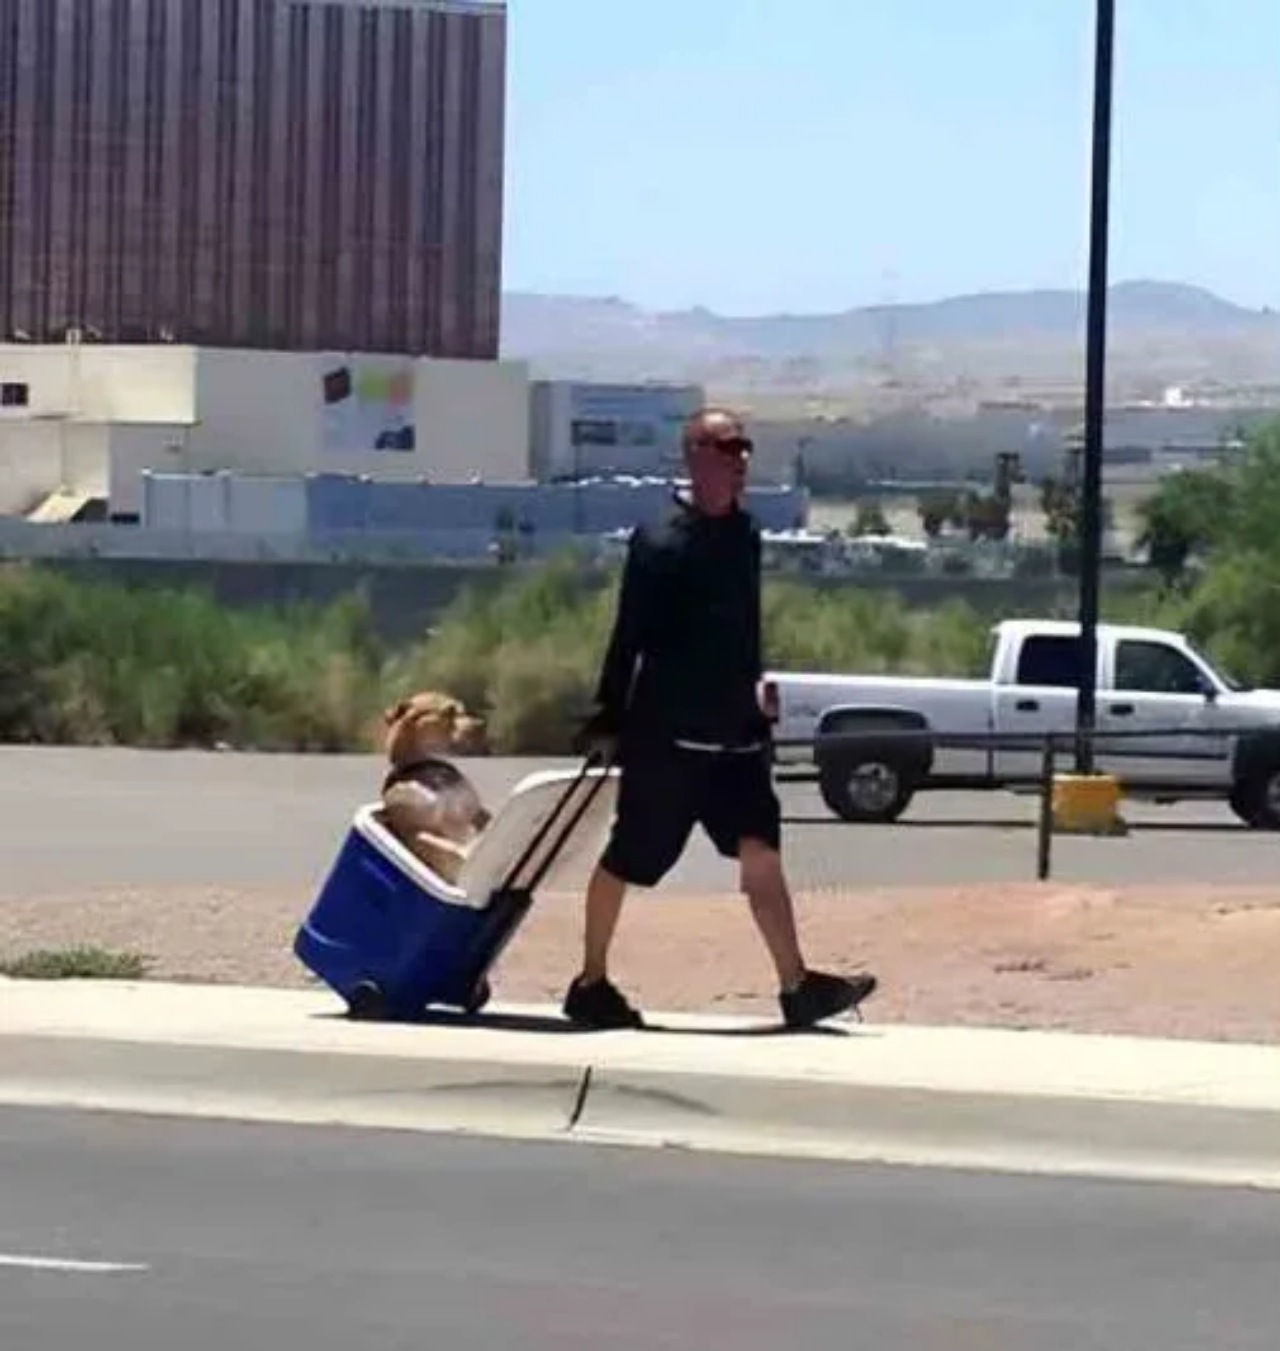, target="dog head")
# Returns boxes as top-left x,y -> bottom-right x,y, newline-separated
382,691 -> 486,766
